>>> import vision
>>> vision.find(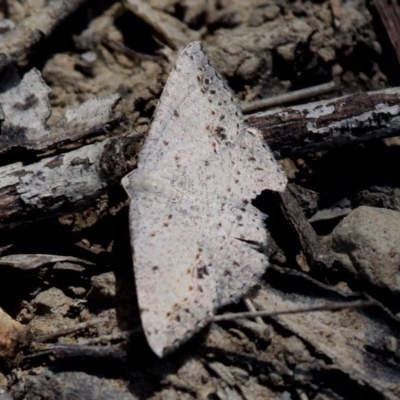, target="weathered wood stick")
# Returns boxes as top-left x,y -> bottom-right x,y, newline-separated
0,136 -> 137,230
278,184 -> 335,272
245,87 -> 400,157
